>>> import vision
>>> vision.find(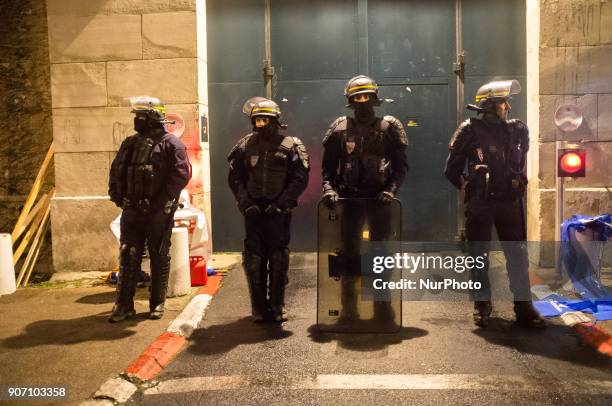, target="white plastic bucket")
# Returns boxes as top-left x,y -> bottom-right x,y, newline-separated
167,227 -> 191,297
0,234 -> 17,295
